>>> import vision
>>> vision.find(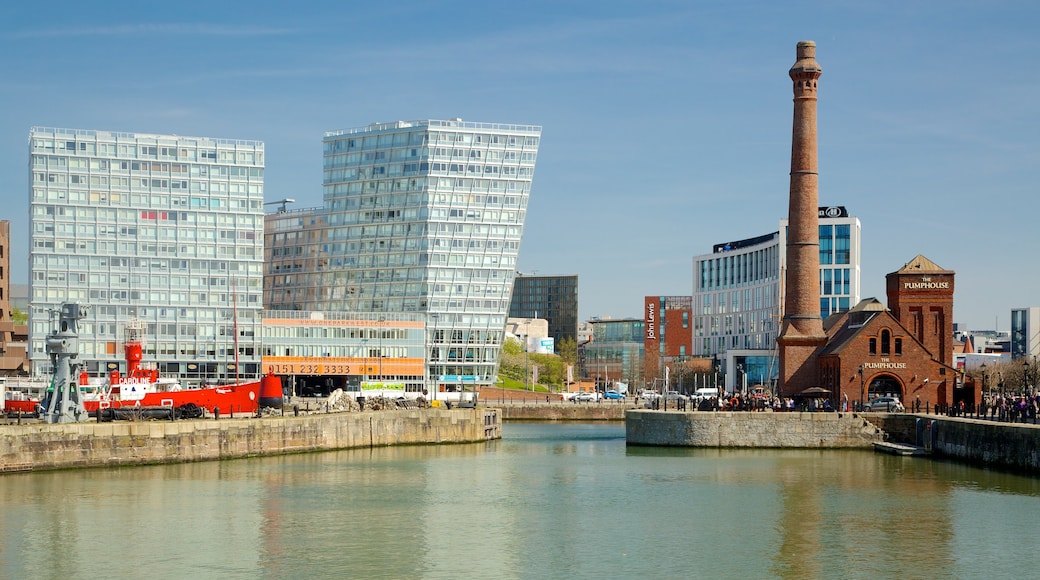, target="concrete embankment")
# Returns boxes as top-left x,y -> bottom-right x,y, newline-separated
871,413 -> 1040,474
625,410 -> 884,448
0,408 -> 501,473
